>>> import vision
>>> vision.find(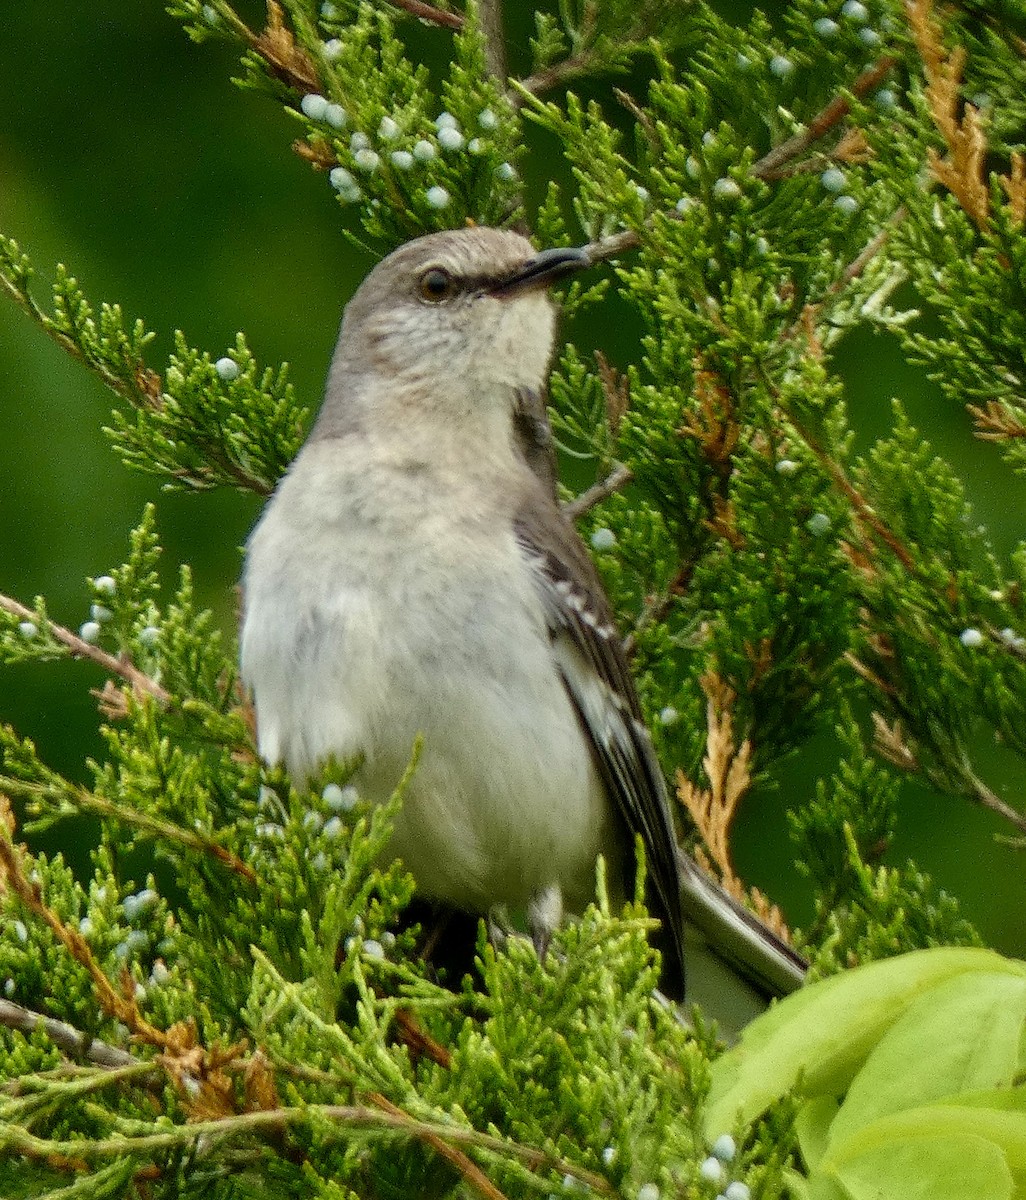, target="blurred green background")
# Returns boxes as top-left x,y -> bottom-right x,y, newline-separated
0,3 -> 1022,952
